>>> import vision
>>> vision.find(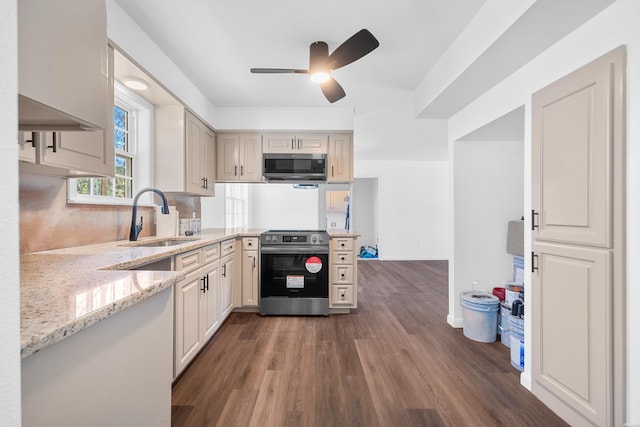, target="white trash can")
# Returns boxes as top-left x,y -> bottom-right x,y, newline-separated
460,291 -> 500,343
